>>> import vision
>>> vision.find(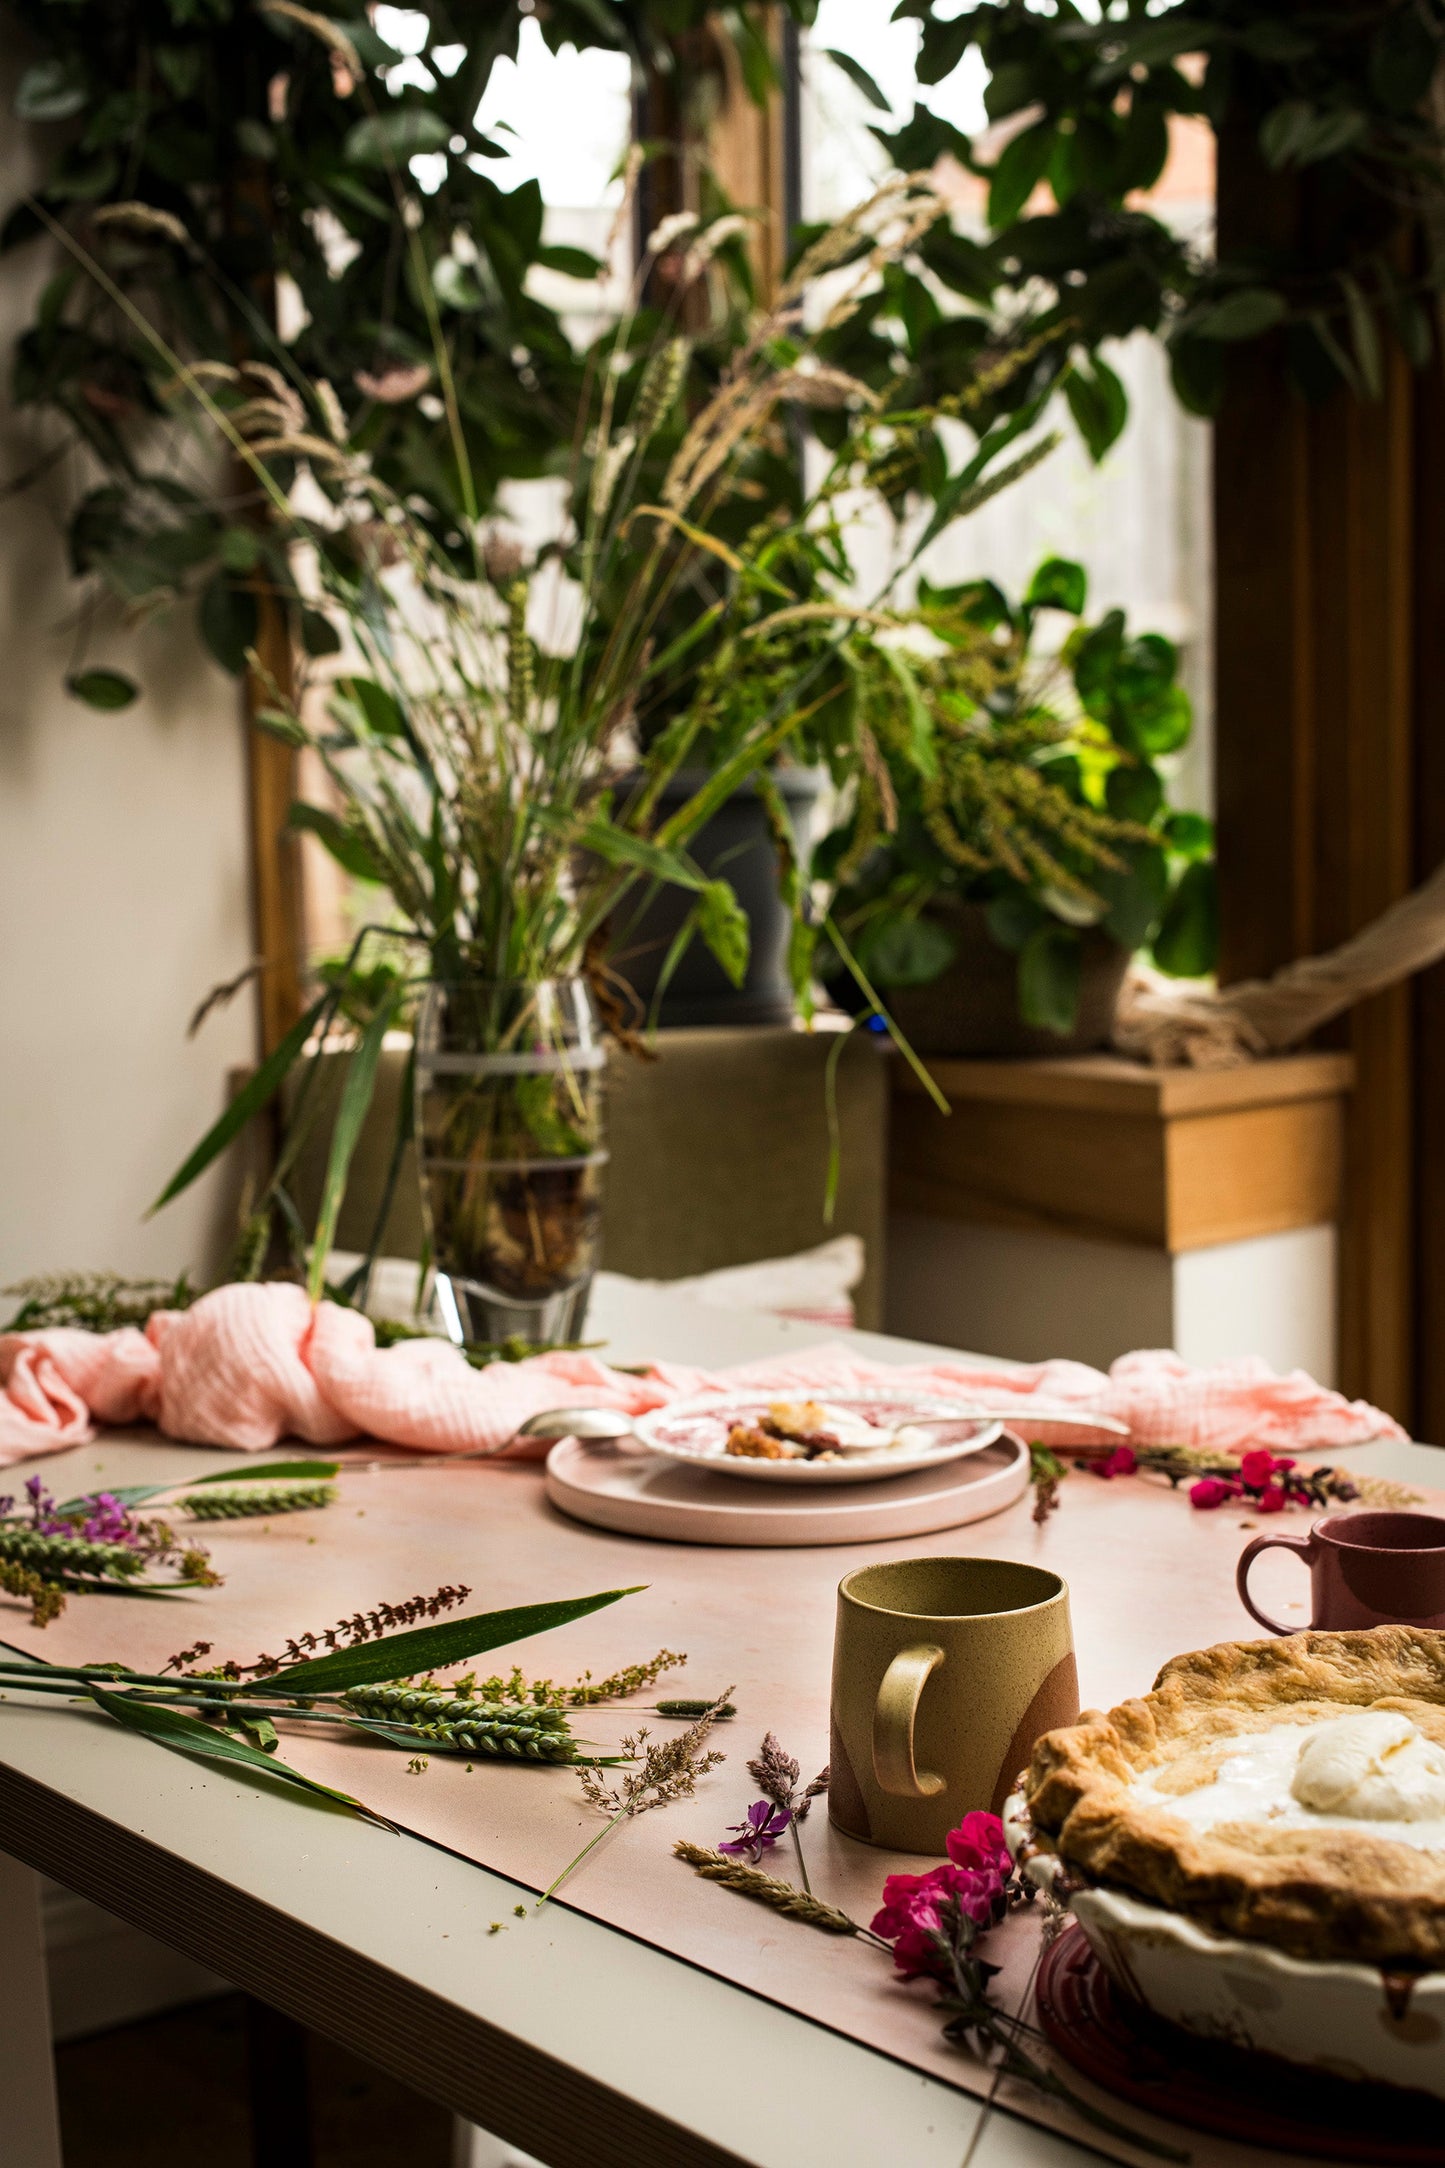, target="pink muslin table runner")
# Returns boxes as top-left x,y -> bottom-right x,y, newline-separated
0,1280 -> 1406,1463
1,1420 -> 1422,2167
